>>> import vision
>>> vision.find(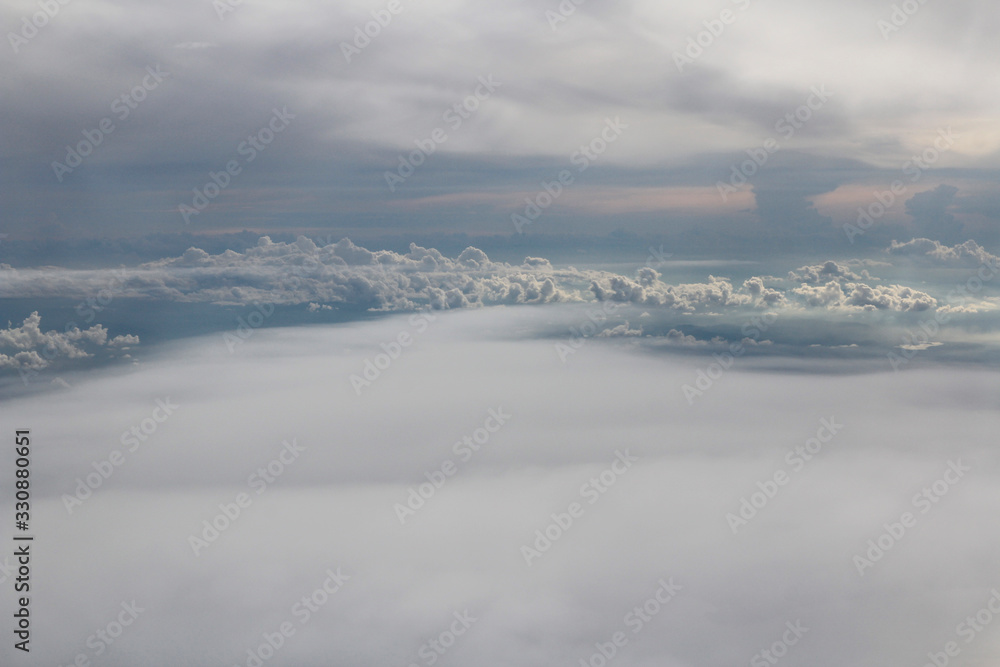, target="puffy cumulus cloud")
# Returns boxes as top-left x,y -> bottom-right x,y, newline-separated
522,257 -> 553,271
0,312 -> 137,373
741,336 -> 773,347
597,322 -> 643,338
742,277 -> 786,307
662,329 -> 707,346
792,281 -> 846,308
788,261 -> 869,284
0,239 -> 779,315
790,281 -> 936,312
887,238 -> 1000,267
937,303 -> 996,315
0,237 -> 577,311
843,283 -> 937,312
586,267 -> 920,314
0,238 -> 958,322
590,274 -> 754,312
